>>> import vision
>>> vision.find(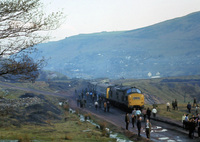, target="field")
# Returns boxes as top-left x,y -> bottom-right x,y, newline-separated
145,103 -> 198,122
0,75 -> 200,141
112,75 -> 200,104
0,111 -> 117,142
111,75 -> 200,122
0,80 -> 121,142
